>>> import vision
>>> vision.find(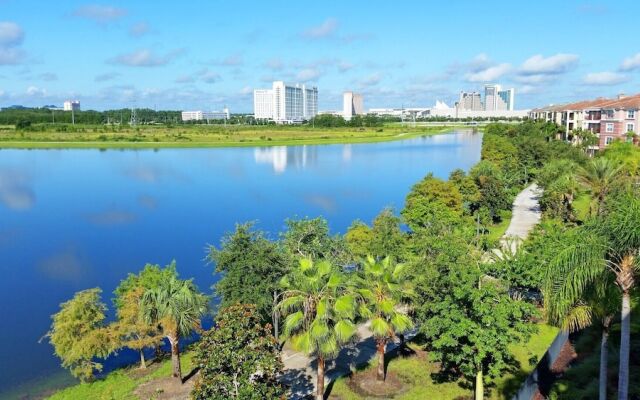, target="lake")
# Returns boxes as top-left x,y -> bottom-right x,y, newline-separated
0,130 -> 482,399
